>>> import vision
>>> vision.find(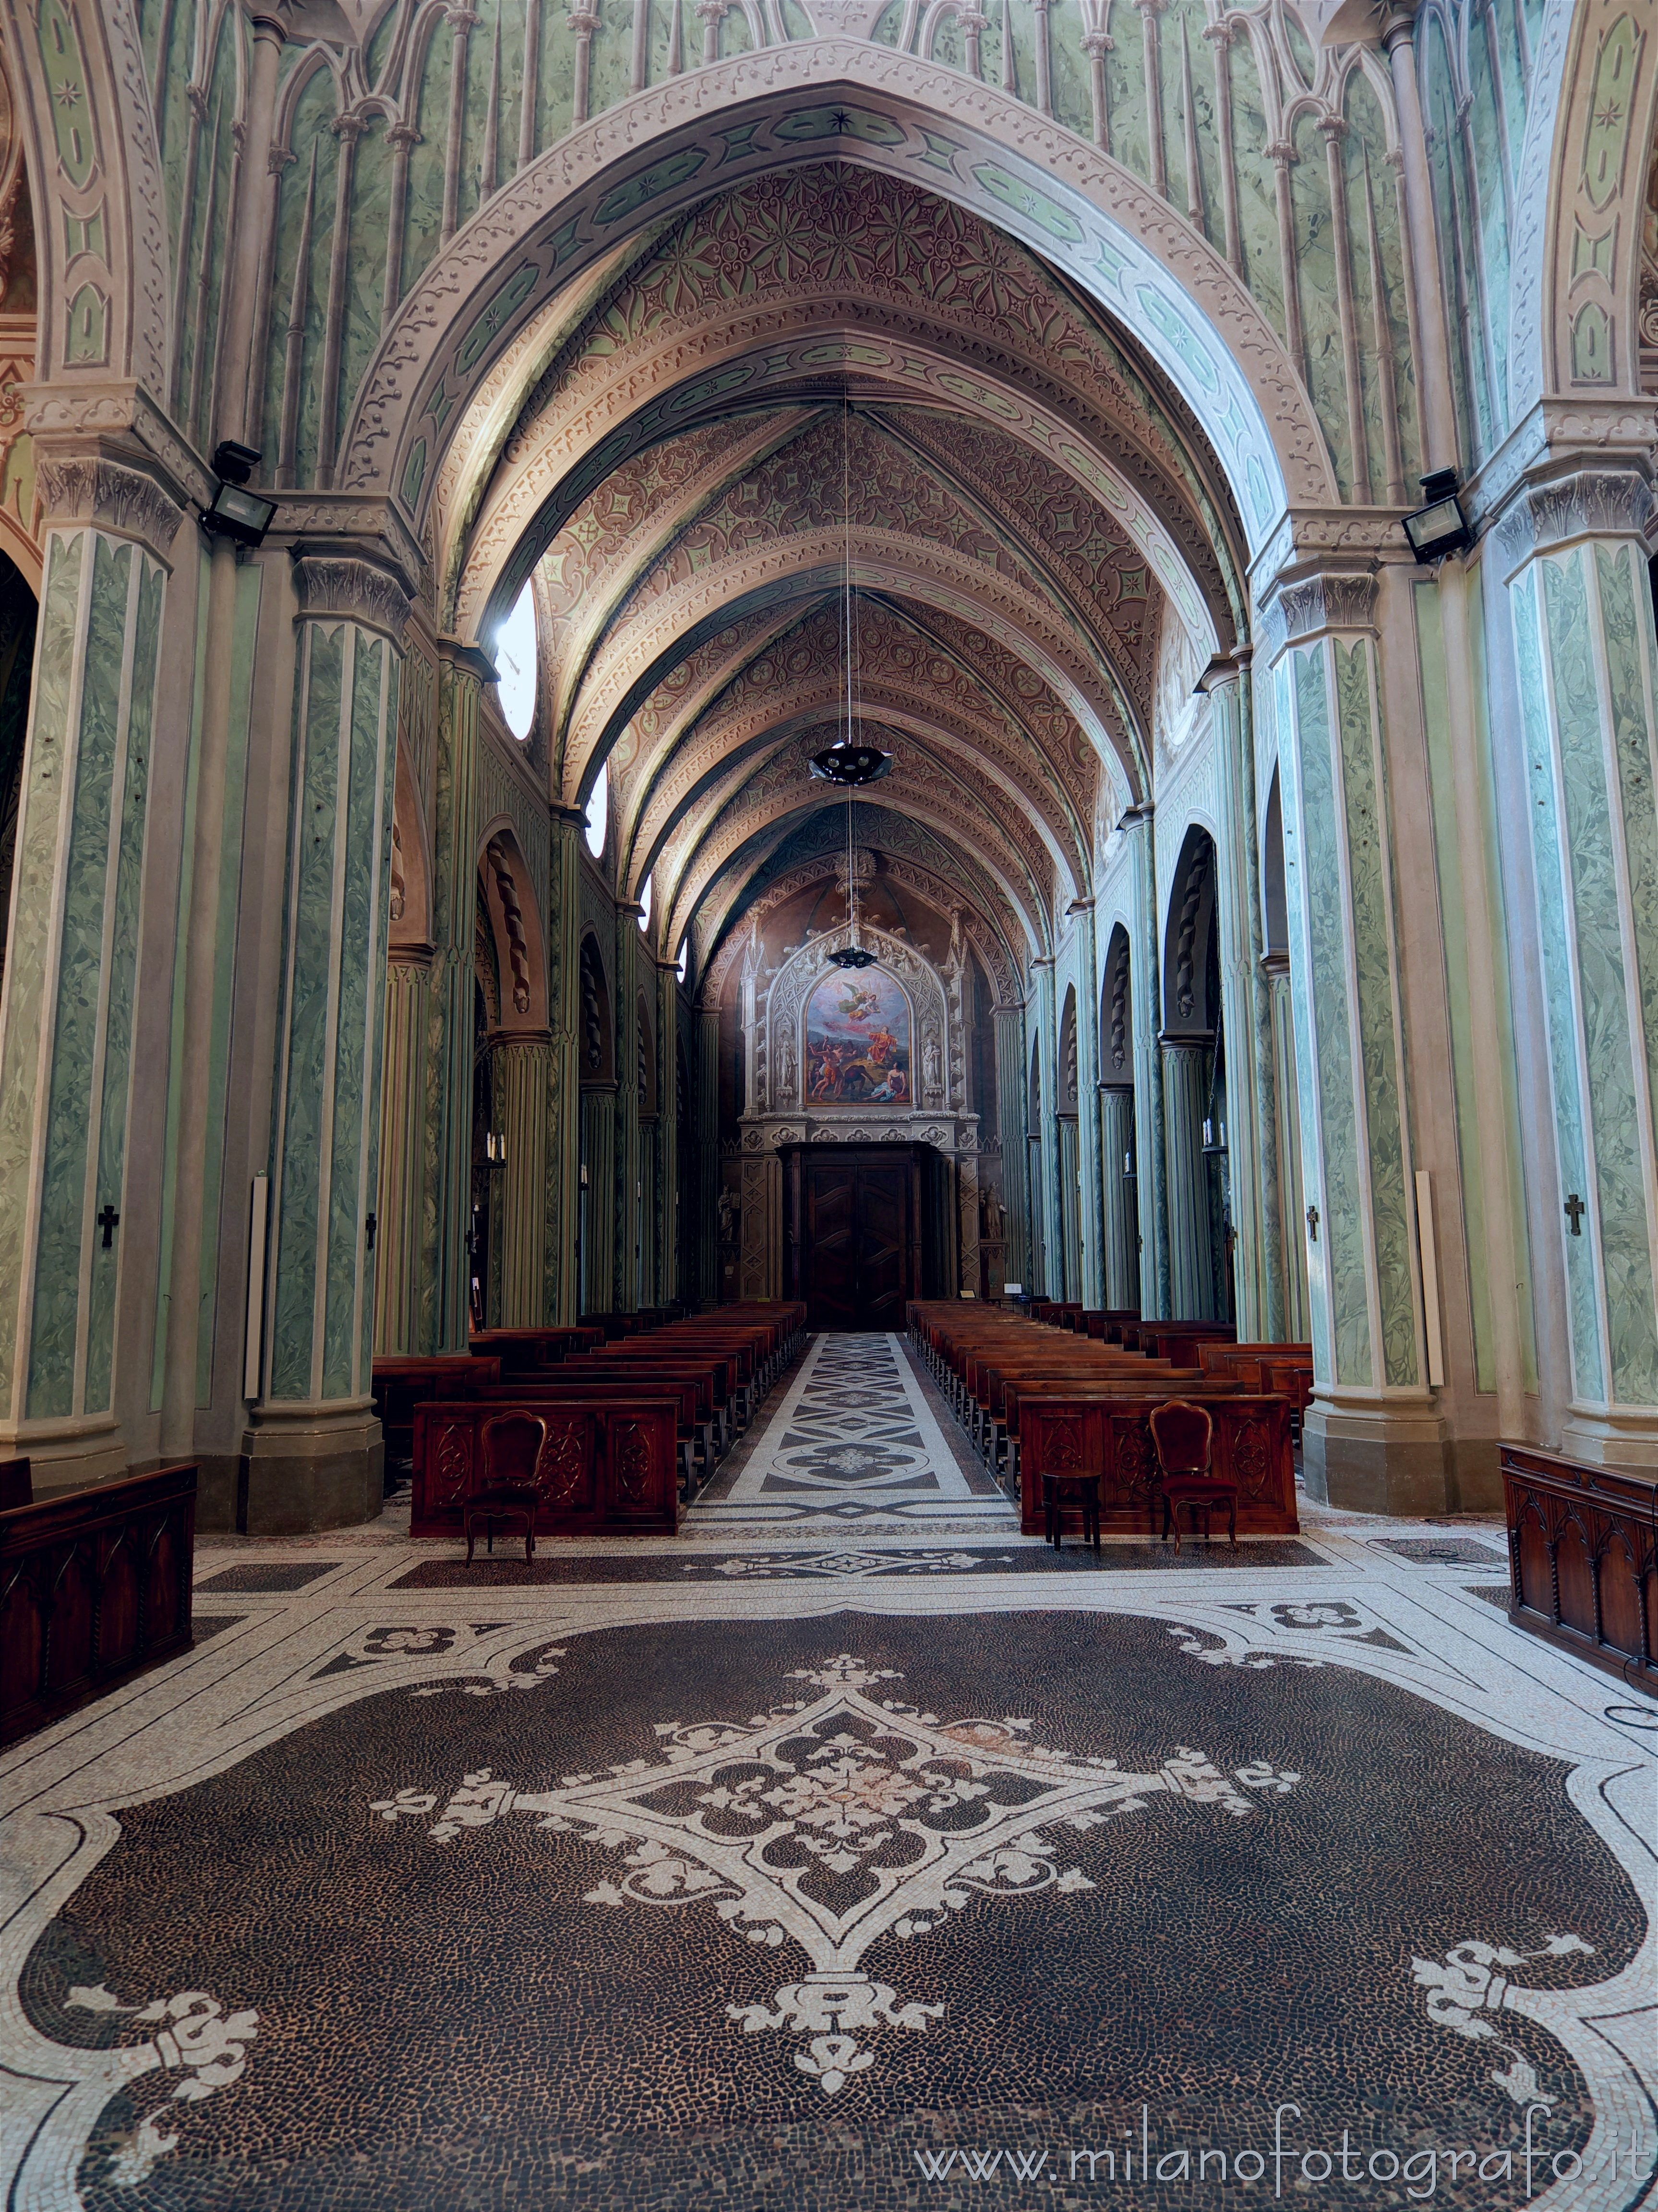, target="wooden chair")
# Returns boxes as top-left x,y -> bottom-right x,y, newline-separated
1148,1399 -> 1237,1555
463,1412 -> 548,1564
1041,1469 -> 1102,1552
